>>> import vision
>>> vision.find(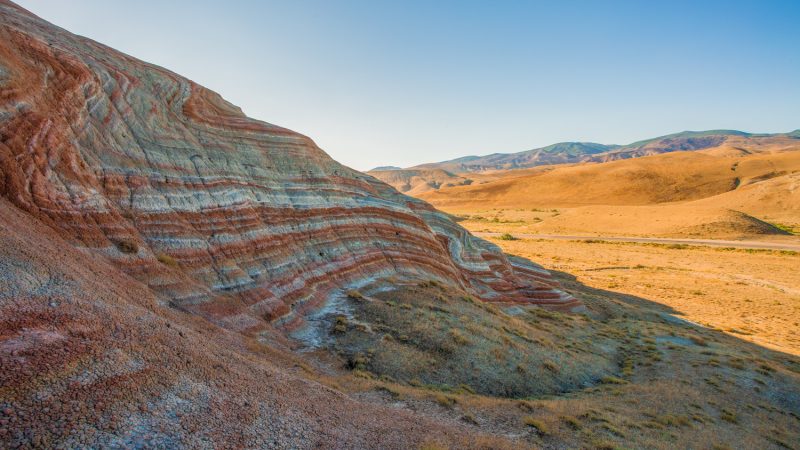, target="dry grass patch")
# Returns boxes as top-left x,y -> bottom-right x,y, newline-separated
157,253 -> 178,267
115,239 -> 138,254
523,416 -> 549,435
